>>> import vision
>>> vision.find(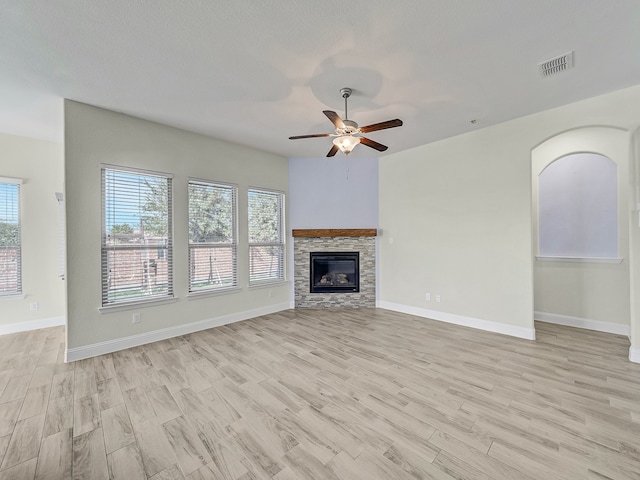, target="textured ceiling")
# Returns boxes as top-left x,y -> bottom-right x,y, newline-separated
1,1 -> 640,158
